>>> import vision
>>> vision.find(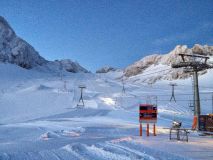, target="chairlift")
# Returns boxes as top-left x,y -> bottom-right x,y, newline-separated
188,101 -> 195,111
